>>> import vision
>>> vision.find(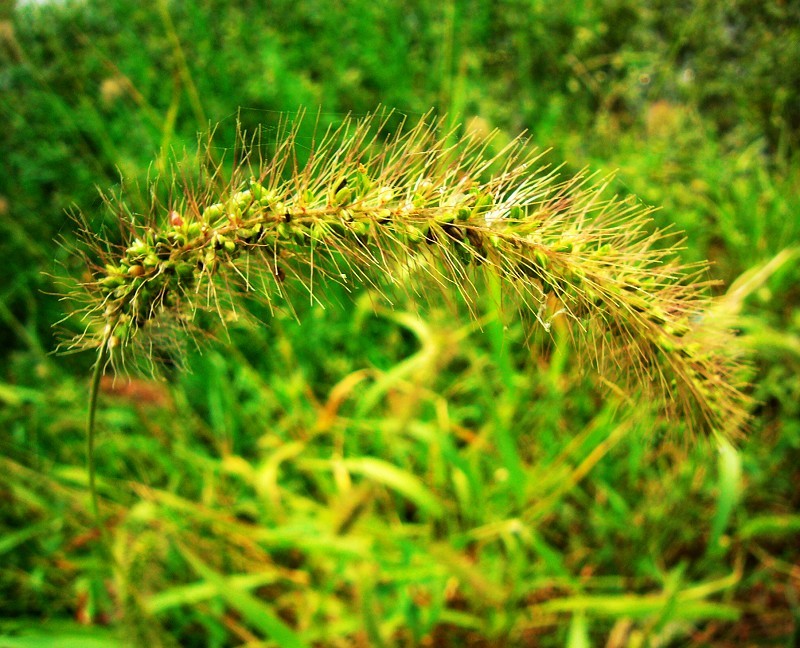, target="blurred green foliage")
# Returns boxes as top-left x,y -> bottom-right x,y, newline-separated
1,0 -> 799,645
